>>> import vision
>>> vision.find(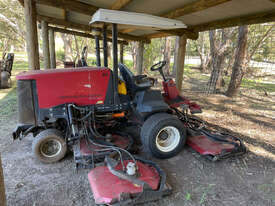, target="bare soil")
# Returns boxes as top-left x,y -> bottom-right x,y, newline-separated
1,74 -> 274,206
